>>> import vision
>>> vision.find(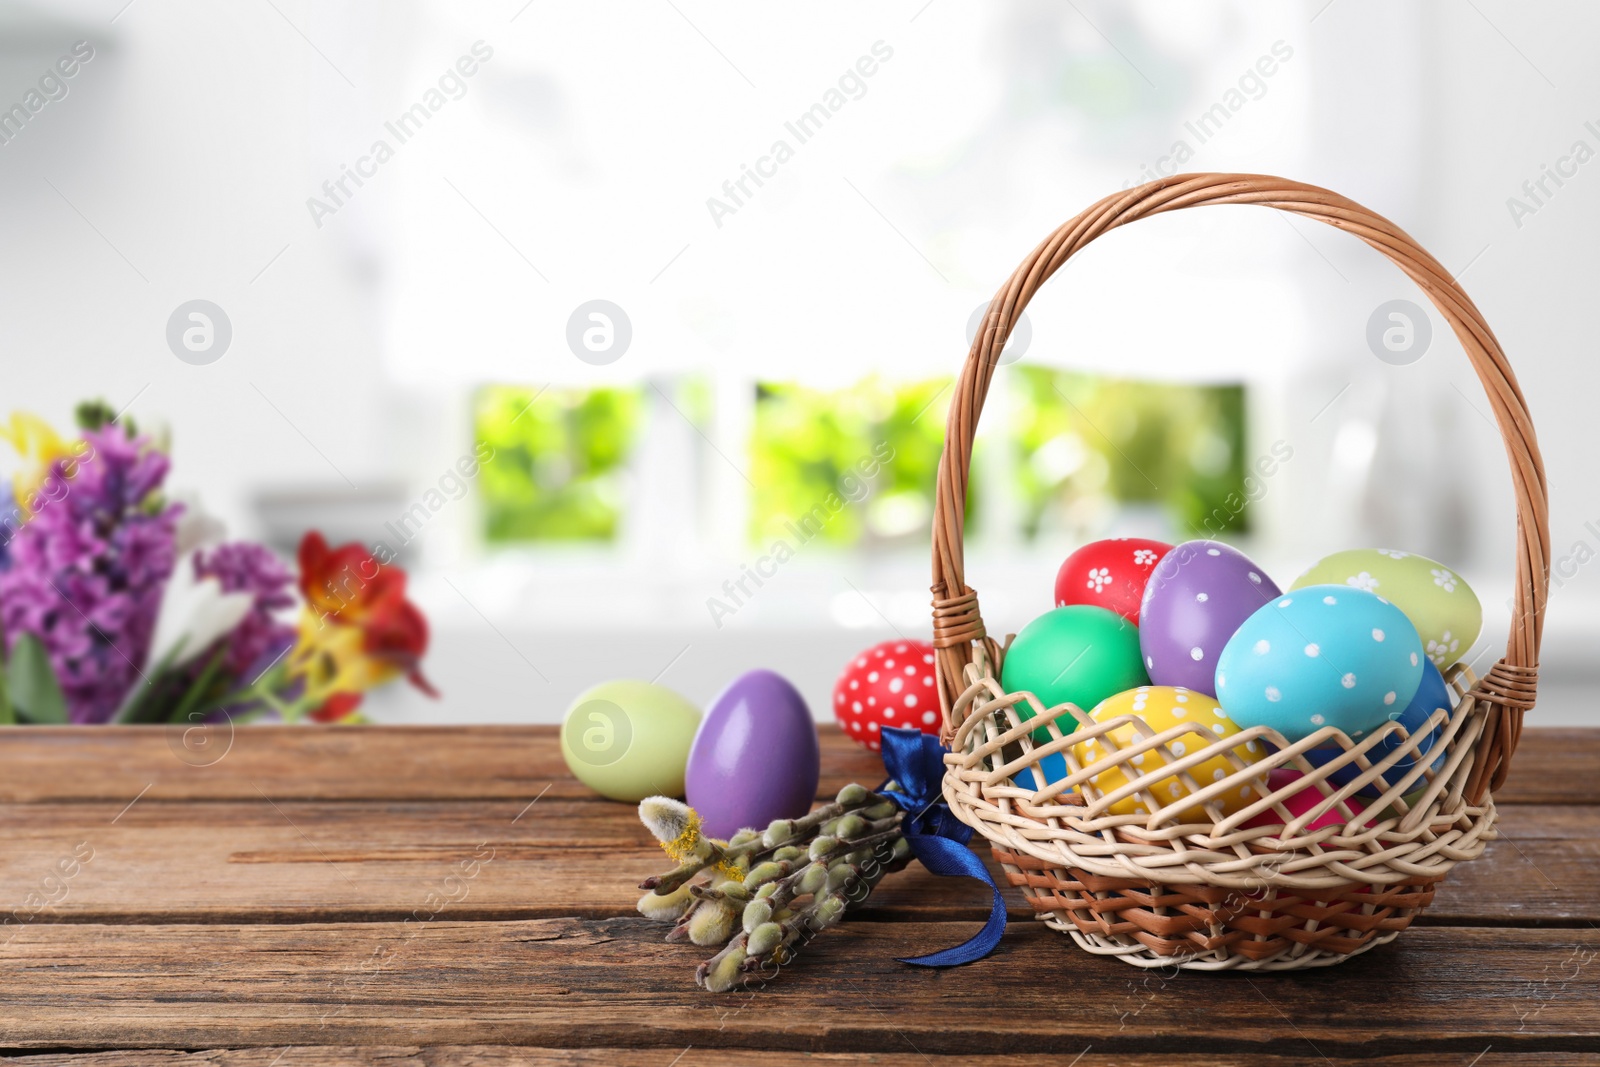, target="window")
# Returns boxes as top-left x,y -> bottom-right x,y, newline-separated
749,378 -> 964,549
474,385 -> 643,543
1014,369 -> 1248,541
473,373 -> 1247,552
